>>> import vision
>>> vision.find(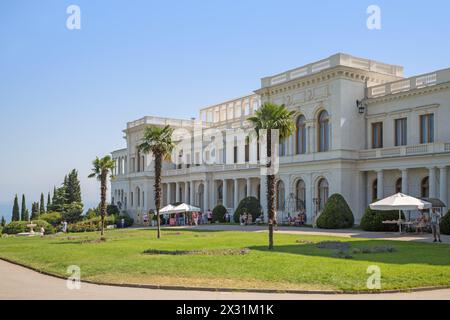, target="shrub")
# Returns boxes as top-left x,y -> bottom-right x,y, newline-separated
2,220 -> 55,235
212,205 -> 227,223
62,208 -> 83,224
316,194 -> 354,229
85,208 -> 98,220
441,210 -> 450,235
234,197 -> 263,223
360,206 -> 404,232
67,216 -> 116,233
39,212 -> 62,227
107,205 -> 120,216
116,215 -> 134,228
